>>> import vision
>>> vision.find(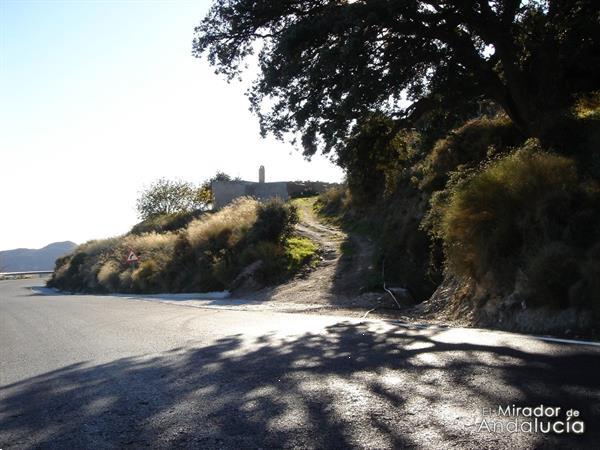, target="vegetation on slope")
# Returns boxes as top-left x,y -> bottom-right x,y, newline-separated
316,100 -> 600,333
49,198 -> 317,294
51,2 -> 600,335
